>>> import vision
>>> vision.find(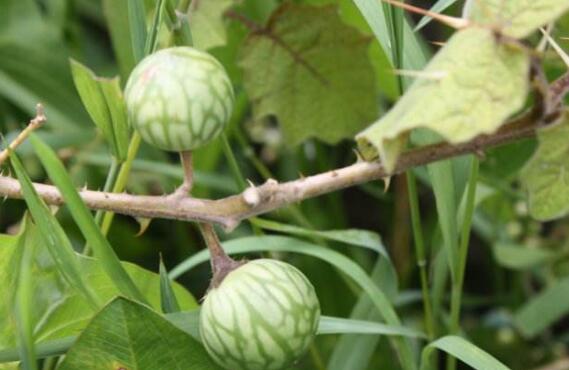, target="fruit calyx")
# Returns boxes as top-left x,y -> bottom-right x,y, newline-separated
198,222 -> 246,288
